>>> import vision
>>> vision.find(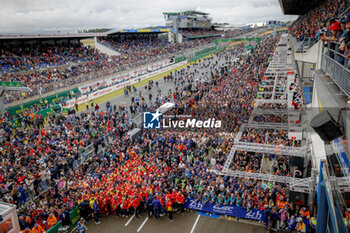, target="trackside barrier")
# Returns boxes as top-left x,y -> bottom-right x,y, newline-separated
6,88 -> 79,116
47,206 -> 80,233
